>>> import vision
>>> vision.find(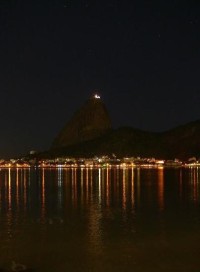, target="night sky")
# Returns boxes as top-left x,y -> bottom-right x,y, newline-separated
0,0 -> 200,158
